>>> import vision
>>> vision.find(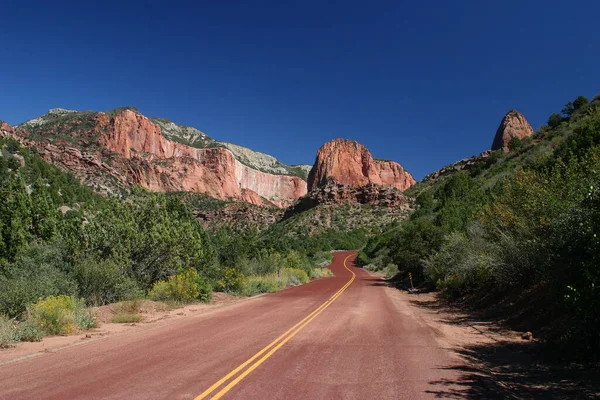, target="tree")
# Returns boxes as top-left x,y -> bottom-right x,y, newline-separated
562,102 -> 574,118
507,137 -> 523,152
573,96 -> 589,111
548,113 -> 564,129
